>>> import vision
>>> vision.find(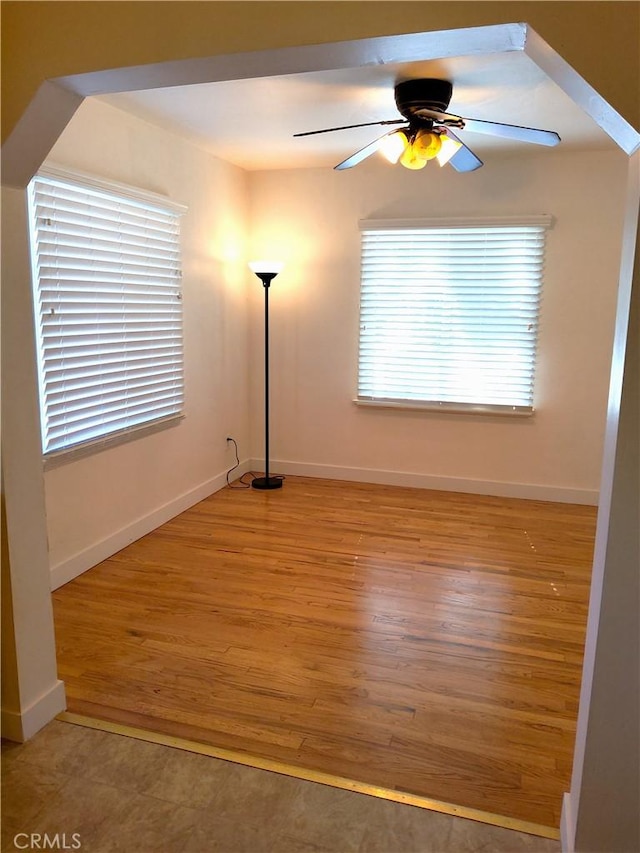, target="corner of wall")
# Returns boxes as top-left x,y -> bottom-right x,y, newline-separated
1,679 -> 66,743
